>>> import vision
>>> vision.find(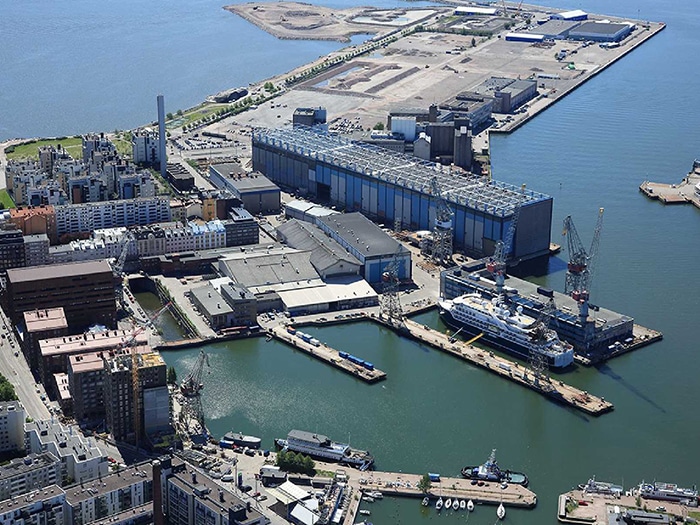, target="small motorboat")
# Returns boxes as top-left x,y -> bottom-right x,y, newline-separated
459,499 -> 466,510
436,497 -> 444,511
467,500 -> 475,512
445,498 -> 452,510
369,491 -> 383,499
362,496 -> 374,503
497,503 -> 506,520
359,509 -> 371,516
421,497 -> 429,507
